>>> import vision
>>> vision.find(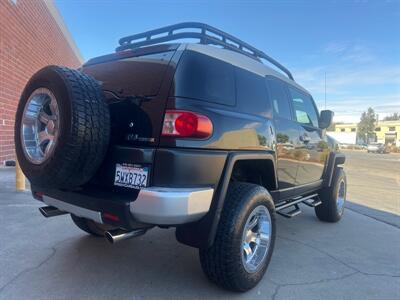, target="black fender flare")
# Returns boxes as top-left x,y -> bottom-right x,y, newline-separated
323,152 -> 346,188
176,151 -> 276,249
